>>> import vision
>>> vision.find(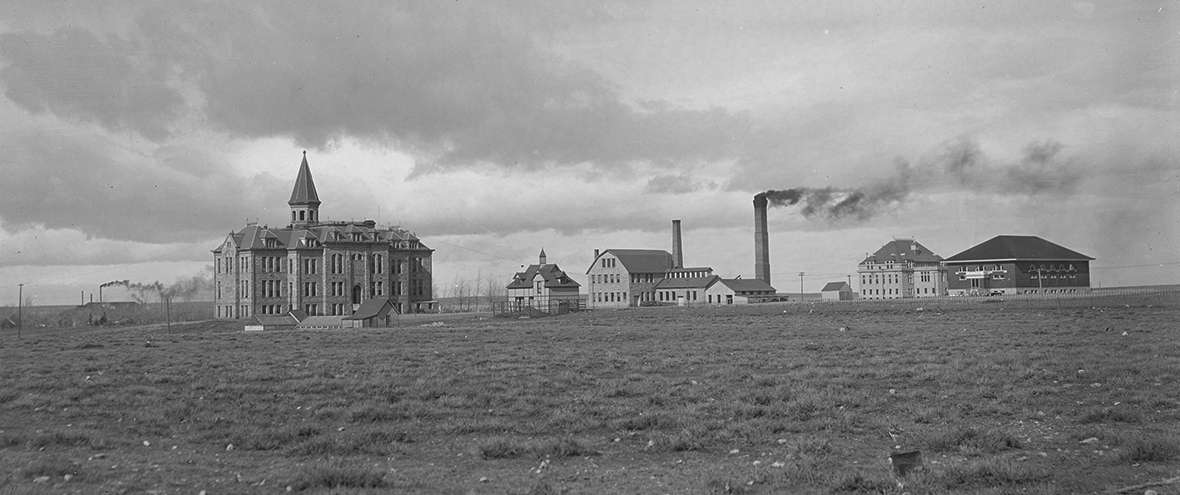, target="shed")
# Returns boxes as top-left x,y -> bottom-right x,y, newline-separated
821,281 -> 855,301
344,298 -> 397,328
